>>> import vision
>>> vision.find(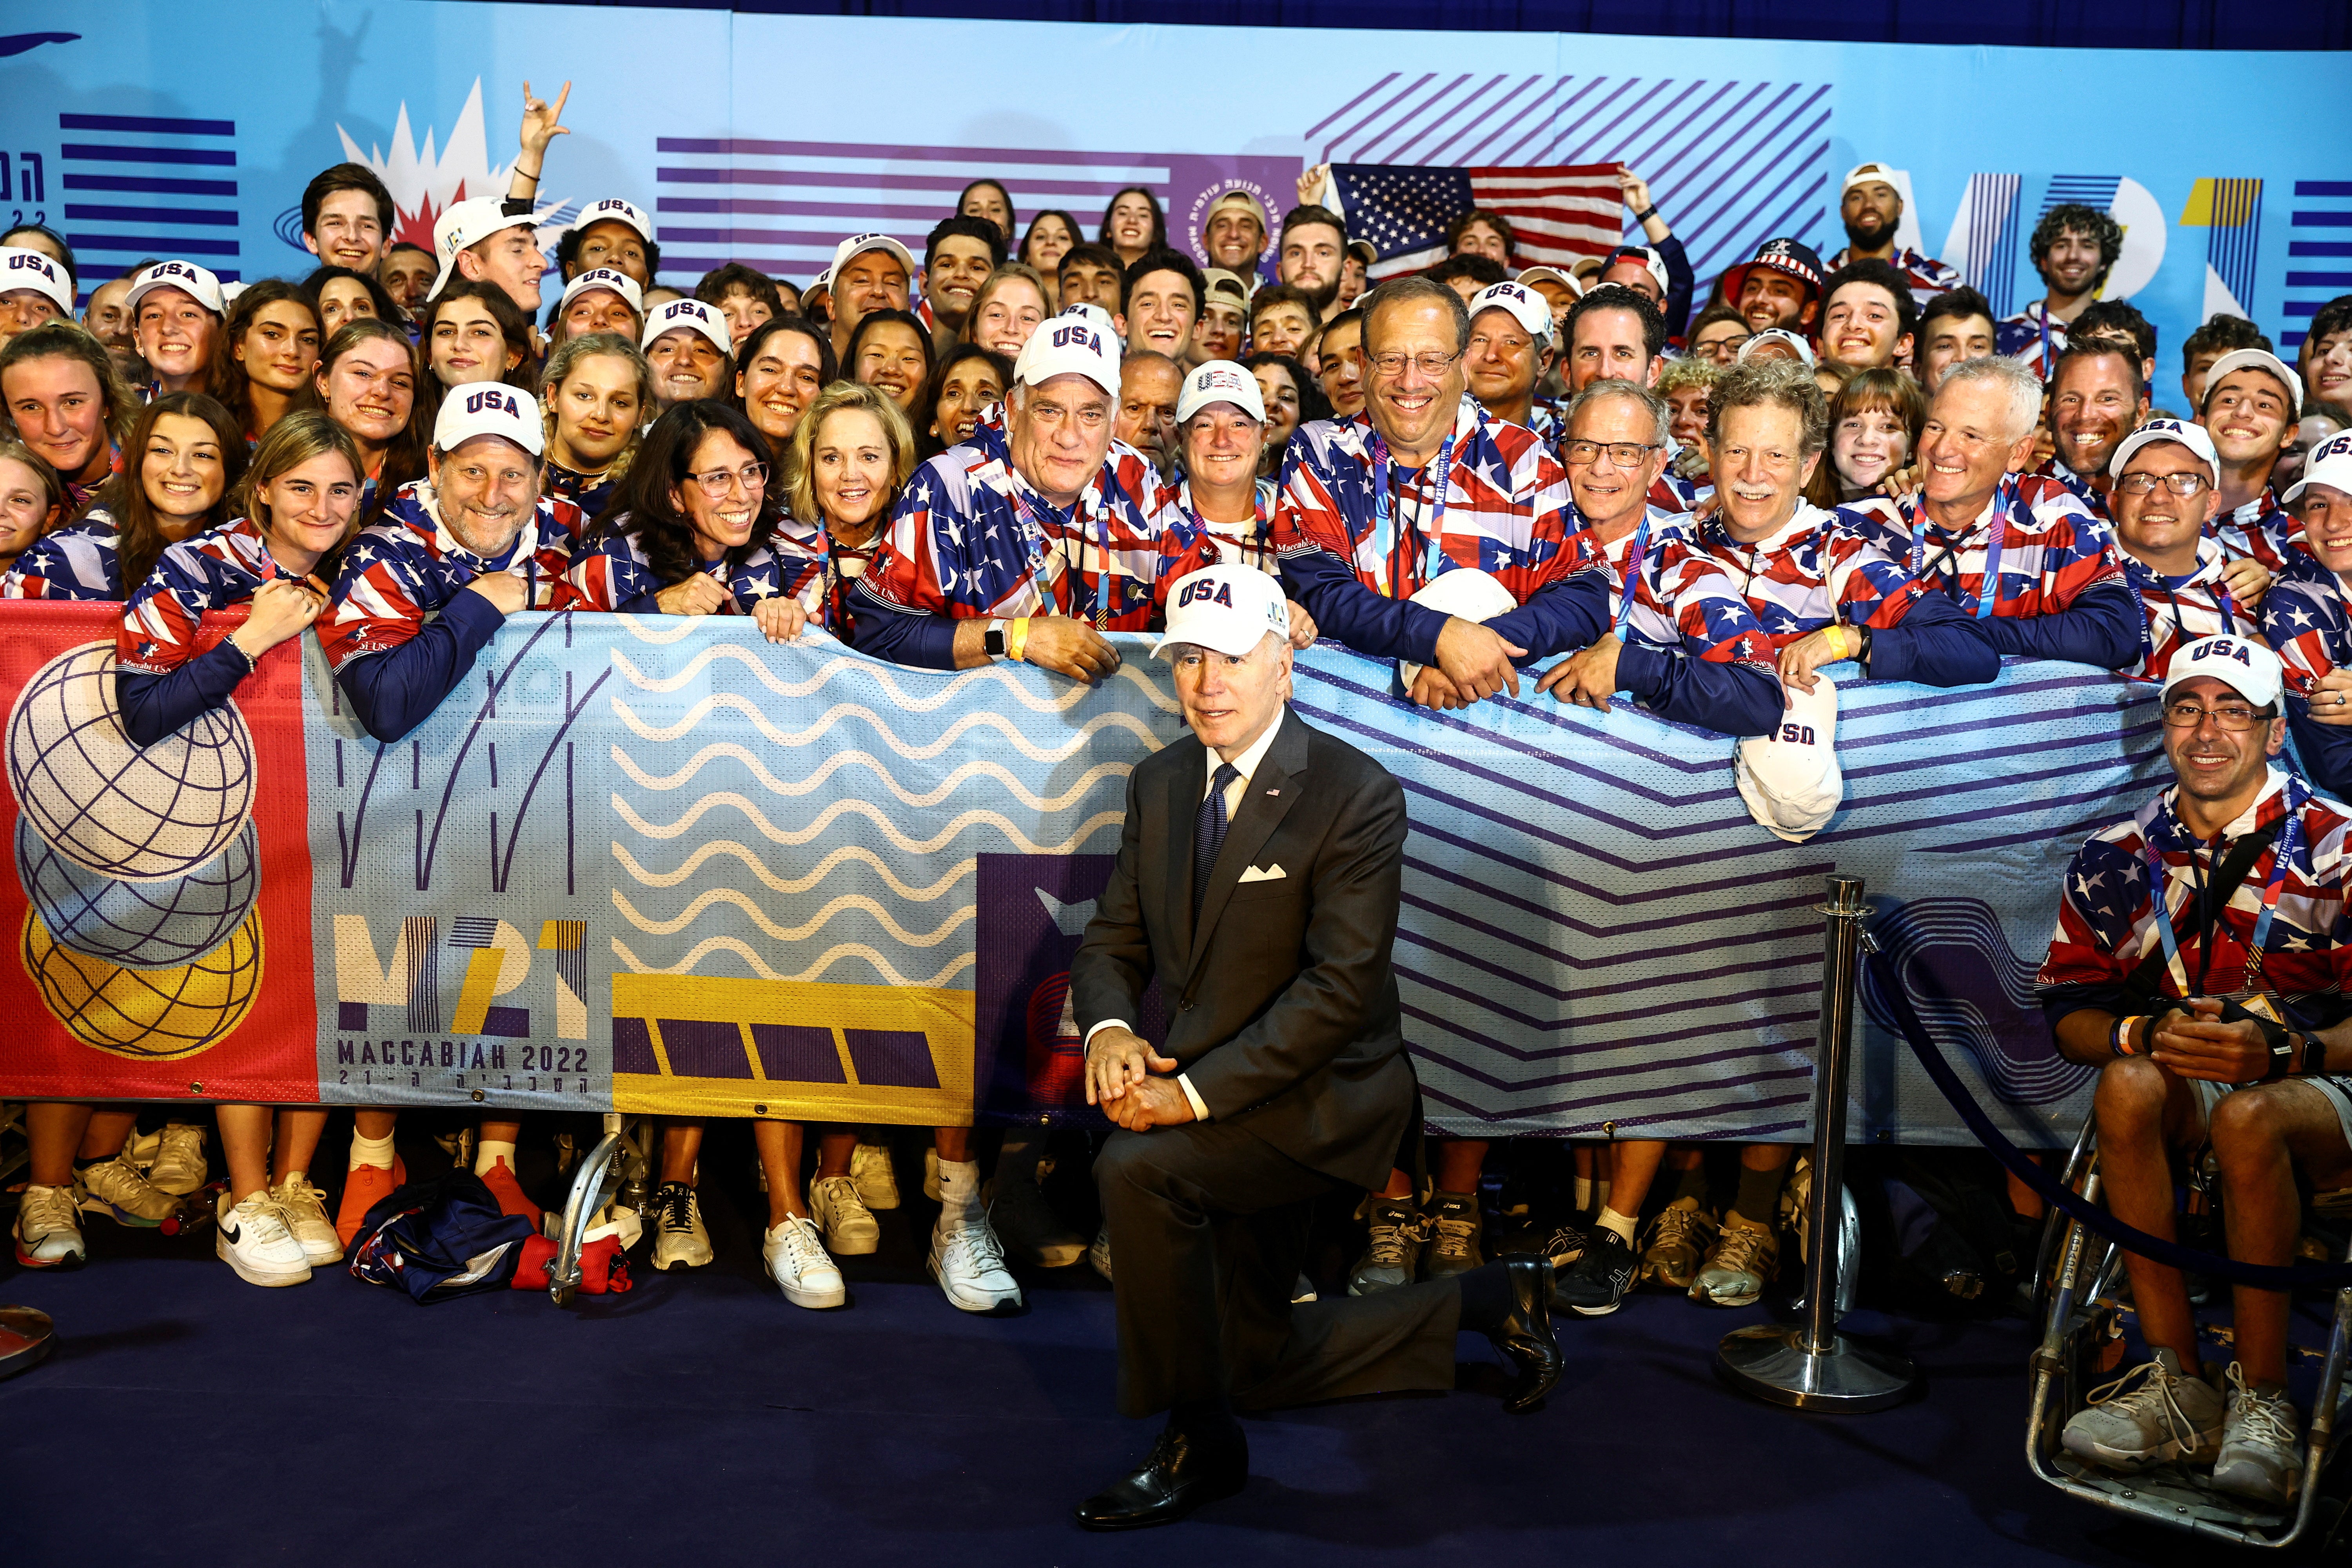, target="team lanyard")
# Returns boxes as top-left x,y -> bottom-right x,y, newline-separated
2143,783 -> 2303,998
1911,489 -> 2008,619
1610,514 -> 1655,635
1368,431 -> 1455,598
1010,476 -> 1114,630
2131,557 -> 2240,667
1182,480 -> 1272,572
